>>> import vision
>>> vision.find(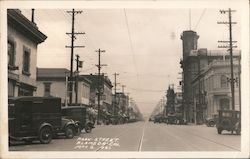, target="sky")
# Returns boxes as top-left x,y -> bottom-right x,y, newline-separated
21,7 -> 241,117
